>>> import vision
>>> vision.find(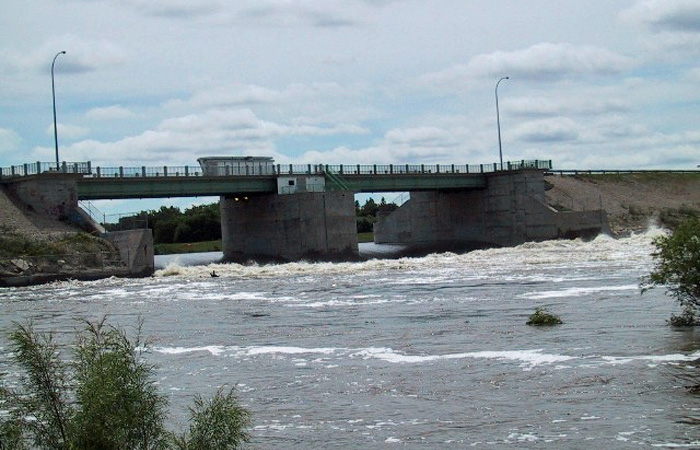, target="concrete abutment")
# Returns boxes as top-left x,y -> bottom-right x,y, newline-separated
220,191 -> 359,262
375,170 -> 609,249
